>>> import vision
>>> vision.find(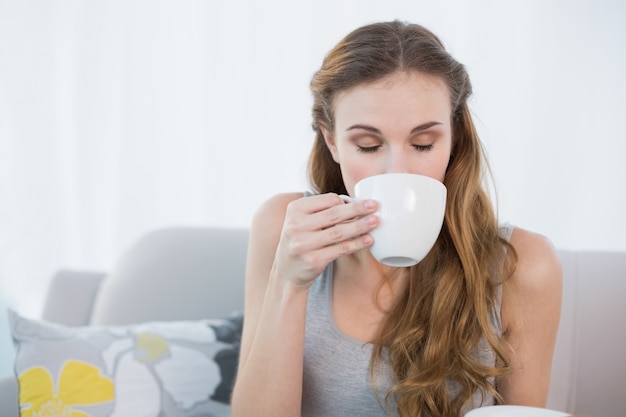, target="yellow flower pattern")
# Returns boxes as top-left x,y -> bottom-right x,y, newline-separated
134,332 -> 170,364
9,309 -> 244,417
18,360 -> 114,417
